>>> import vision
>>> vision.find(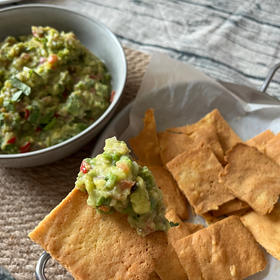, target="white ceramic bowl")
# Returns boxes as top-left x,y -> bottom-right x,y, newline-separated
0,4 -> 127,167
